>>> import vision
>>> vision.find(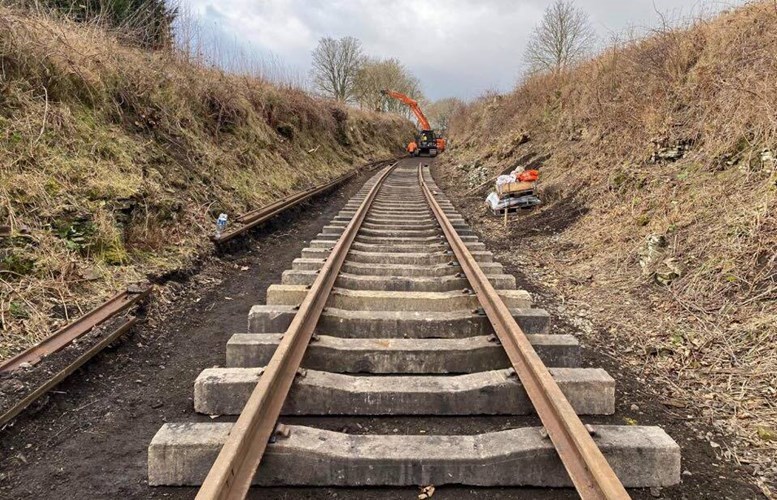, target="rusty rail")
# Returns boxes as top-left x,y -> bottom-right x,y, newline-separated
418,164 -> 629,500
214,158 -> 397,244
0,286 -> 151,373
0,317 -> 137,428
195,163 -> 398,500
